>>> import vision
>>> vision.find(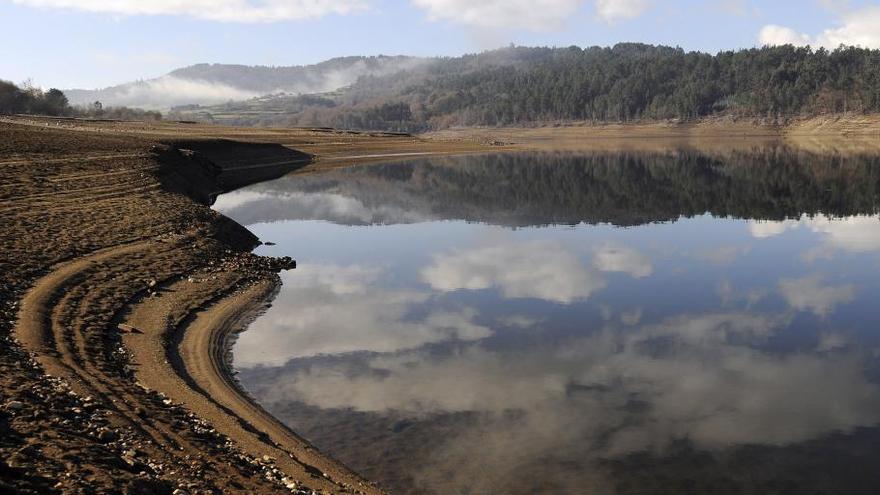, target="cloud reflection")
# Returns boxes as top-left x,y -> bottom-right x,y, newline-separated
234,264 -> 491,367
262,311 -> 880,447
779,274 -> 856,317
215,190 -> 435,225
593,243 -> 654,277
421,240 -> 607,304
250,310 -> 880,492
749,214 -> 880,255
